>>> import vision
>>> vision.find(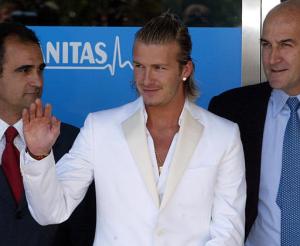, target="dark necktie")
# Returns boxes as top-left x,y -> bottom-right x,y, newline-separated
276,97 -> 300,245
1,126 -> 23,204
